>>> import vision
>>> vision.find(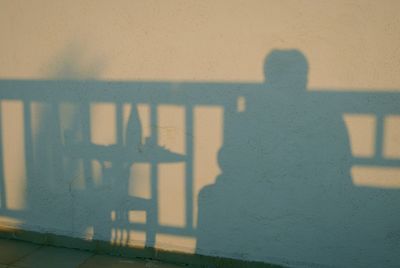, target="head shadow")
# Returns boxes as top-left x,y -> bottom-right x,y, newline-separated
264,49 -> 308,90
